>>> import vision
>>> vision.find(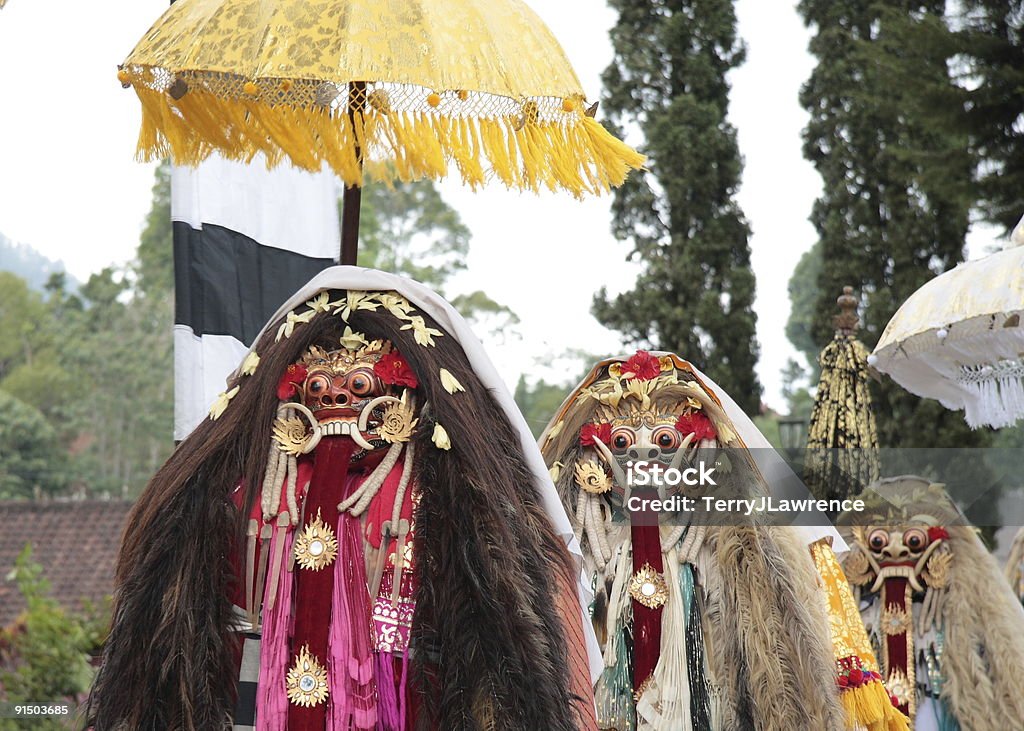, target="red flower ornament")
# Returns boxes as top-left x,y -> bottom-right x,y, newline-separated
374,351 -> 419,388
674,411 -> 717,442
277,363 -> 308,401
621,350 -> 661,381
927,526 -> 950,543
580,423 -> 612,446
